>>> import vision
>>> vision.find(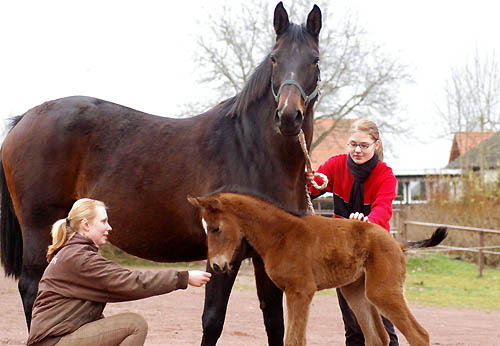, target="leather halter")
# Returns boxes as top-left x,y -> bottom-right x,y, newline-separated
271,78 -> 320,107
